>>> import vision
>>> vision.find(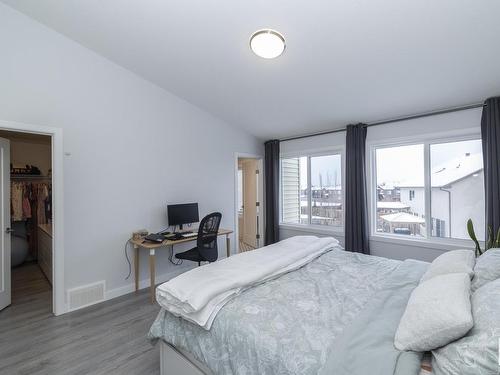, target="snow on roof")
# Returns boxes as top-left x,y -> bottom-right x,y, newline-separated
378,184 -> 397,190
380,212 -> 425,224
377,201 -> 410,209
301,214 -> 338,220
311,185 -> 342,191
301,200 -> 341,207
397,152 -> 483,188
